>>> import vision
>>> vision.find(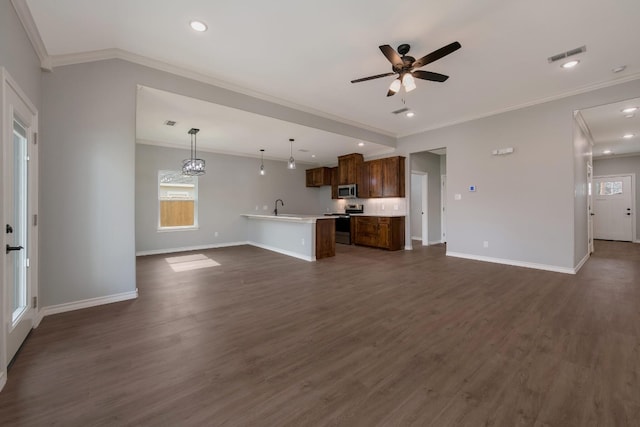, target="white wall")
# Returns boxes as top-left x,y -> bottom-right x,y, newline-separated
398,79 -> 640,271
593,154 -> 640,242
136,143 -> 327,253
